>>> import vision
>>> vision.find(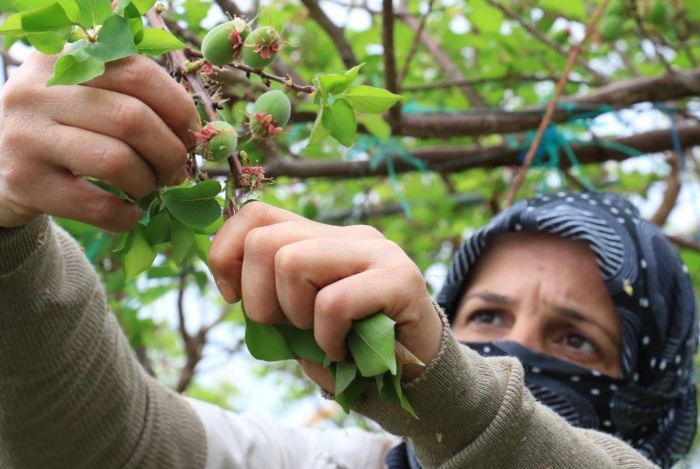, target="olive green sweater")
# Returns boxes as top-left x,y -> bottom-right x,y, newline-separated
0,216 -> 656,468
